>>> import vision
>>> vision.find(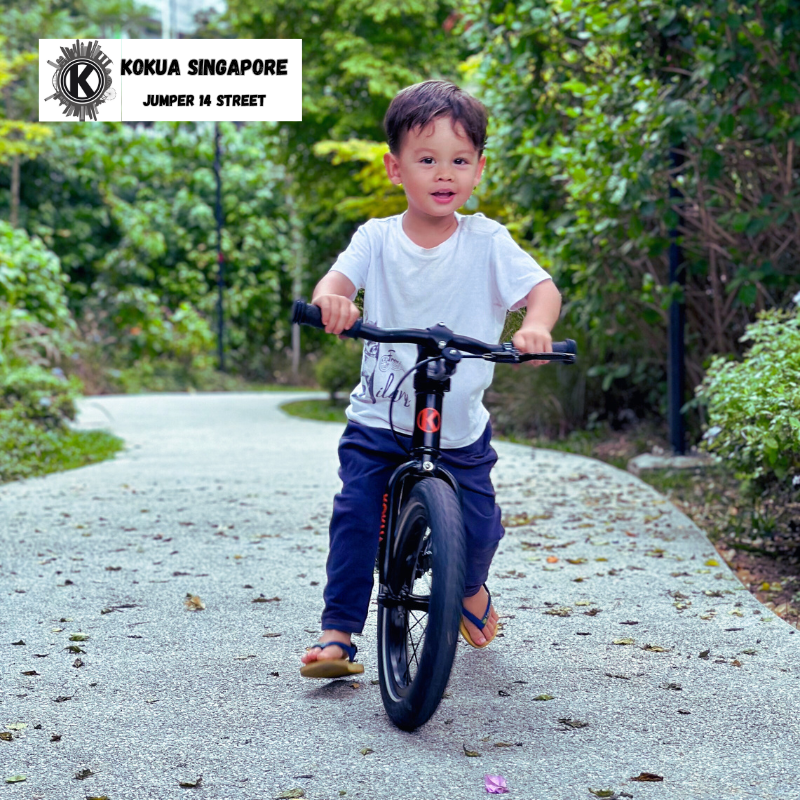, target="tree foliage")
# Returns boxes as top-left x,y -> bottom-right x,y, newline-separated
224,0 -> 468,287
459,0 -> 800,417
21,121 -> 294,378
